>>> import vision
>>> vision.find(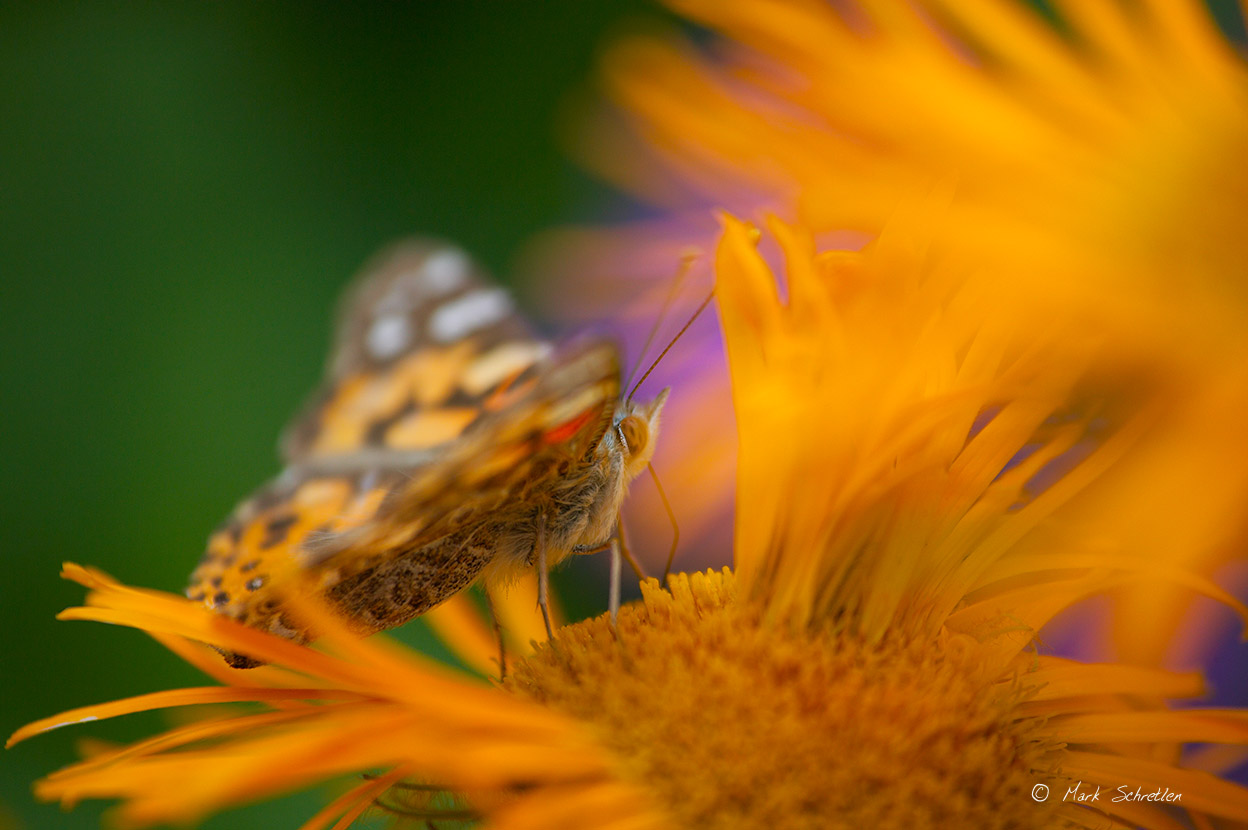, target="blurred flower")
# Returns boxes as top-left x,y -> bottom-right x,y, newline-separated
602,0 -> 1248,353
550,0 -> 1248,659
